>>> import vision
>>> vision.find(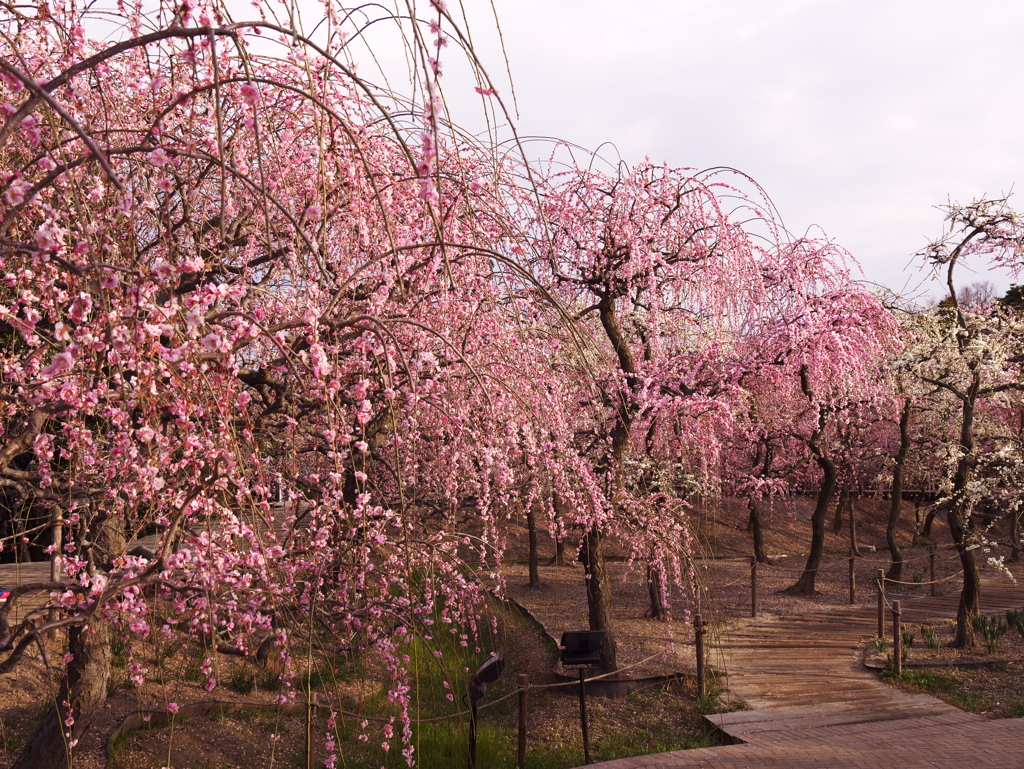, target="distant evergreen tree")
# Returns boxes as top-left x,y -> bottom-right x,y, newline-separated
999,284 -> 1024,310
